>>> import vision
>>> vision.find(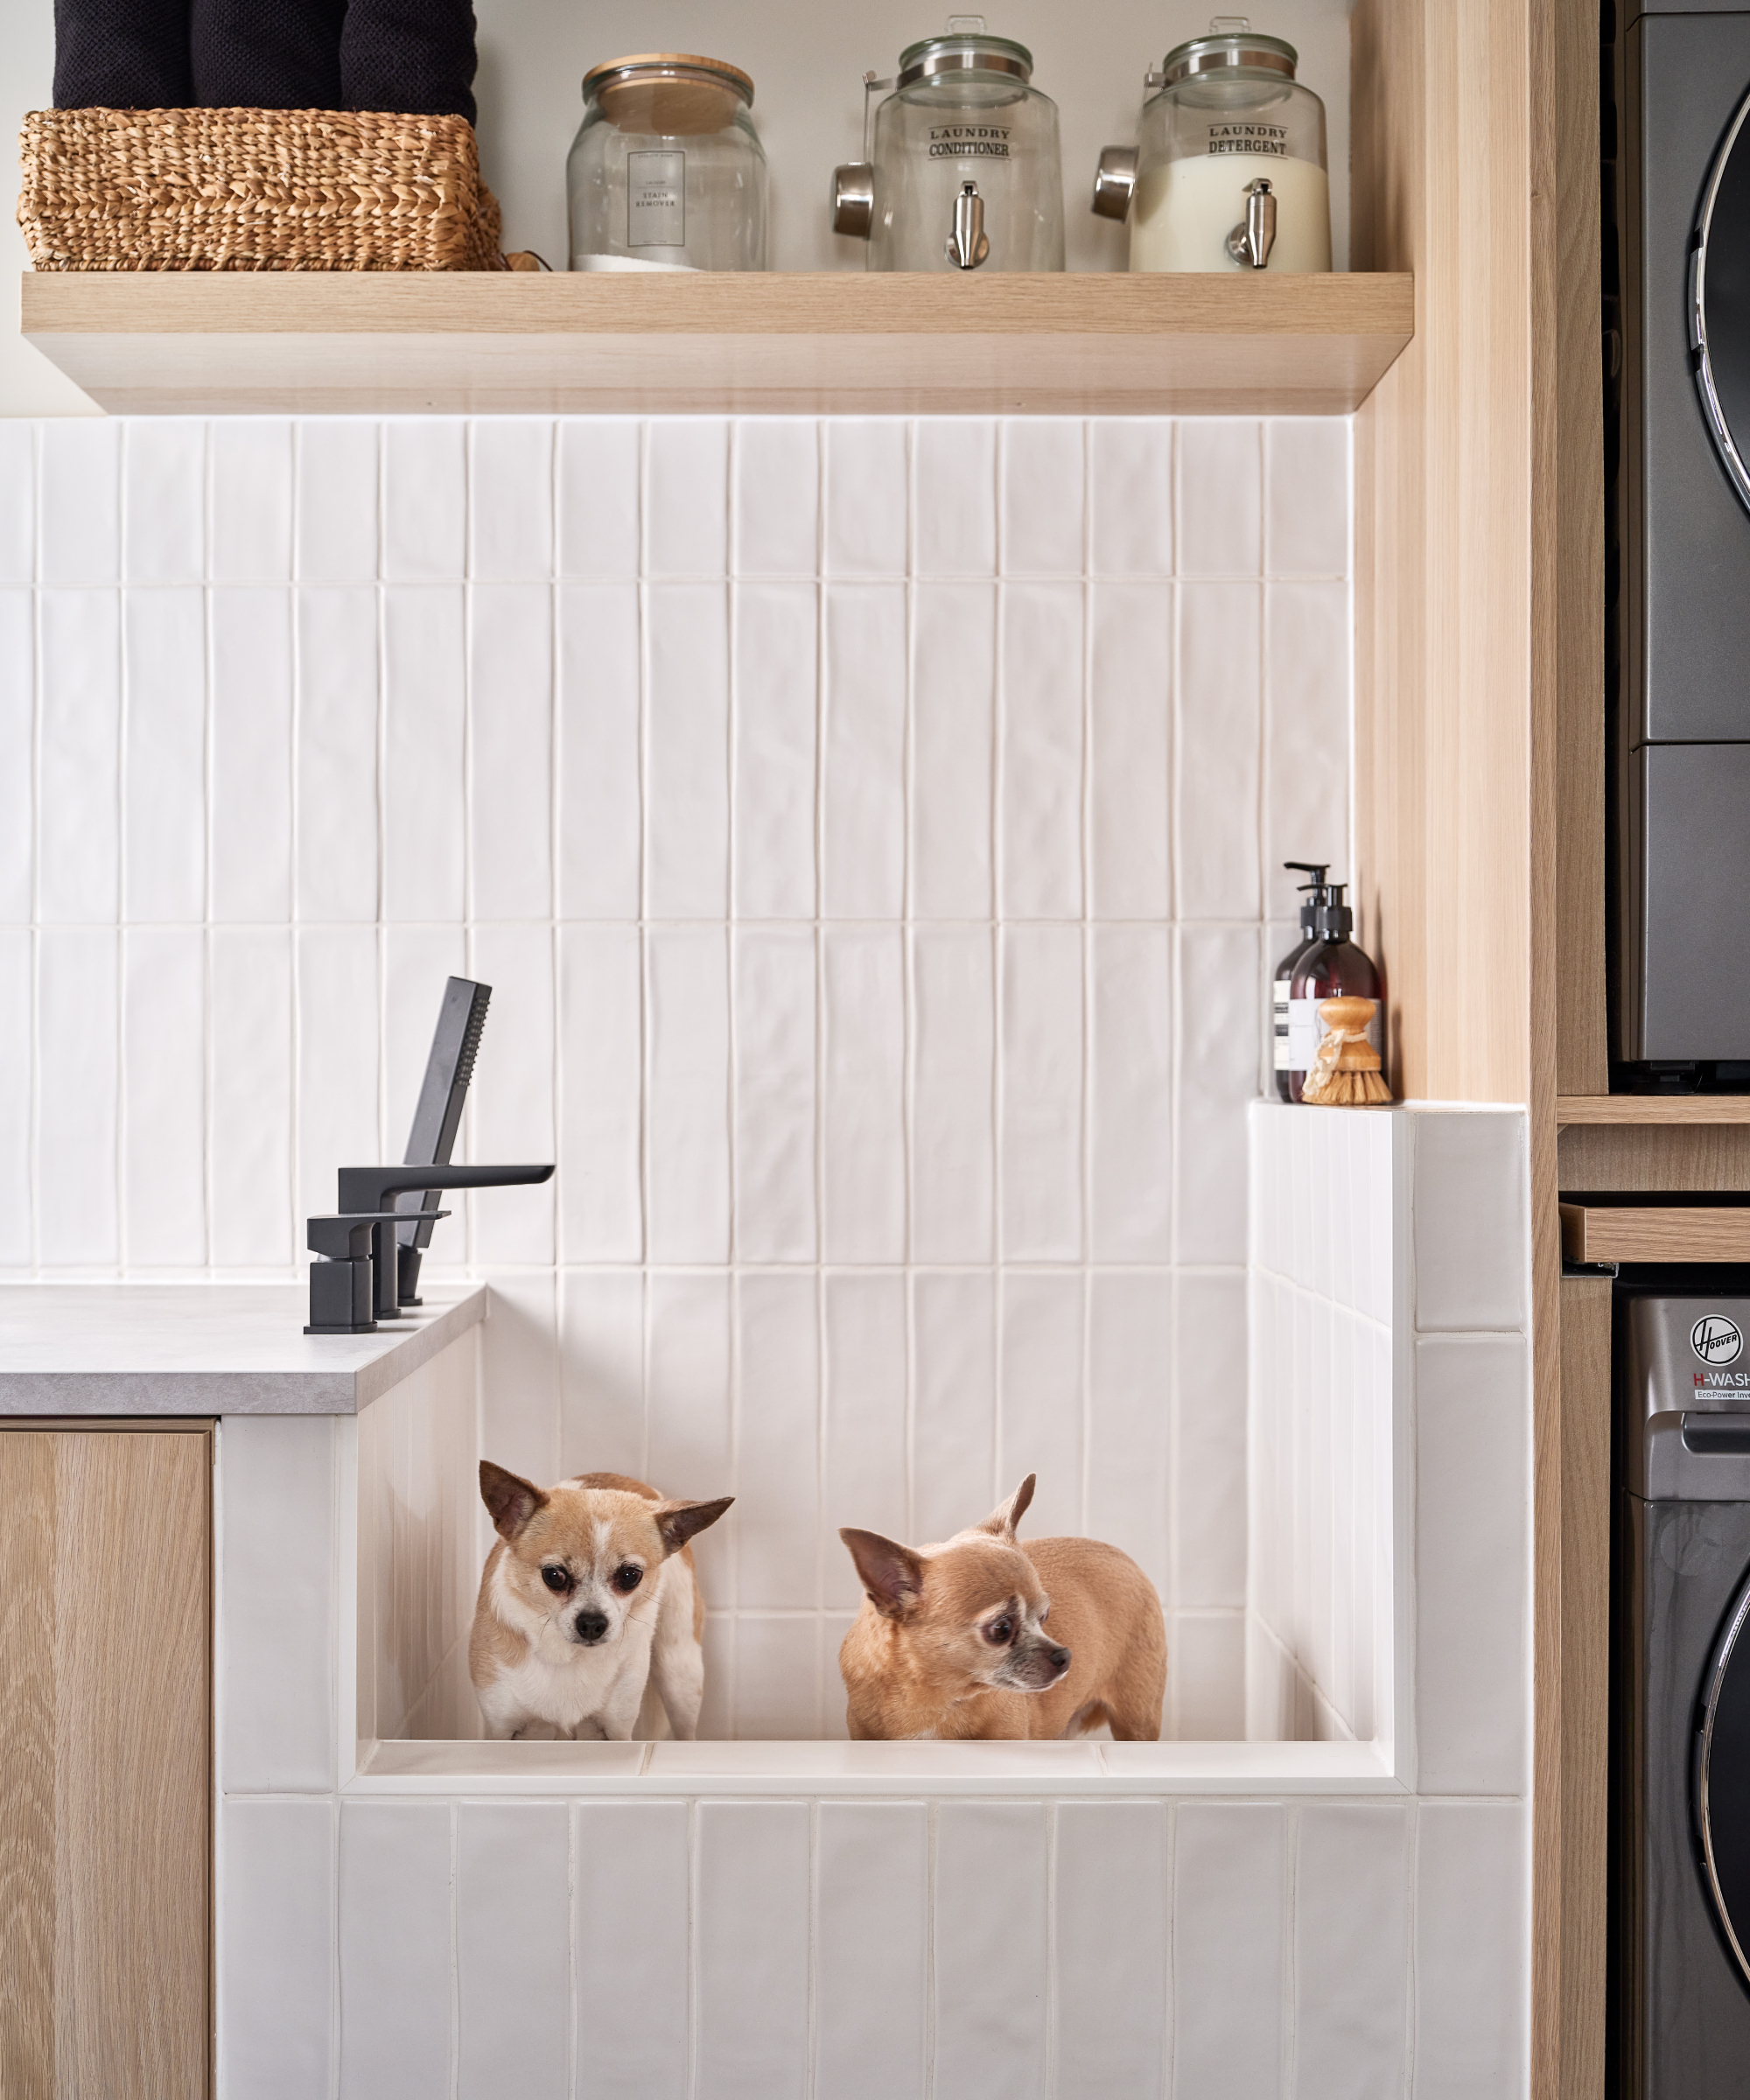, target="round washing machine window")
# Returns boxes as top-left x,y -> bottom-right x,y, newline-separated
1697,1571 -> 1750,1989
1693,85 -> 1750,514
